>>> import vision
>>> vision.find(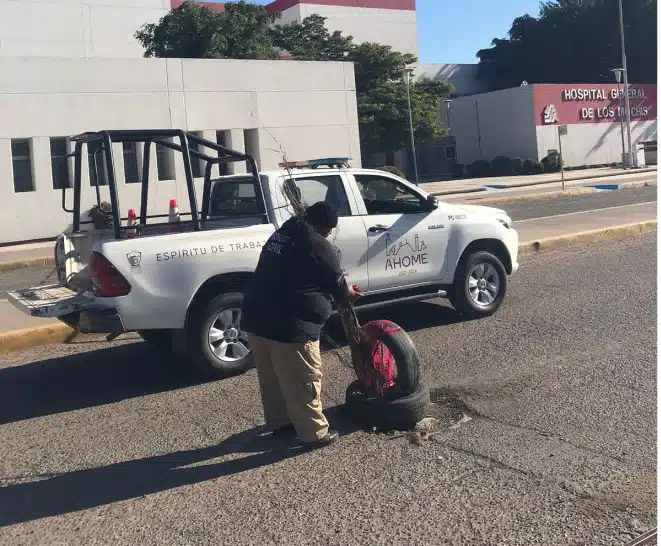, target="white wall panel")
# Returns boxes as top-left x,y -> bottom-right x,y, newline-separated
0,57 -> 360,243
